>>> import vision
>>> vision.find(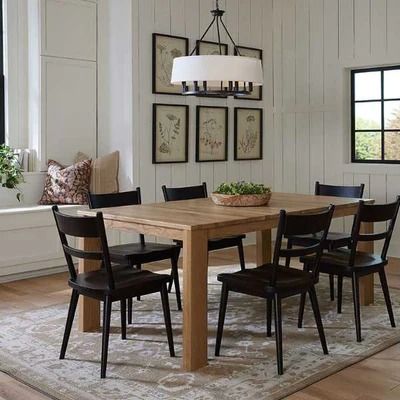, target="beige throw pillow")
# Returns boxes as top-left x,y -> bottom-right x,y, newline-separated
75,151 -> 119,194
